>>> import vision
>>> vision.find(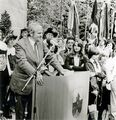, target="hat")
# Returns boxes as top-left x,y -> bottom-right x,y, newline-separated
43,28 -> 58,39
20,28 -> 28,34
0,28 -> 5,34
8,35 -> 17,40
5,35 -> 17,44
